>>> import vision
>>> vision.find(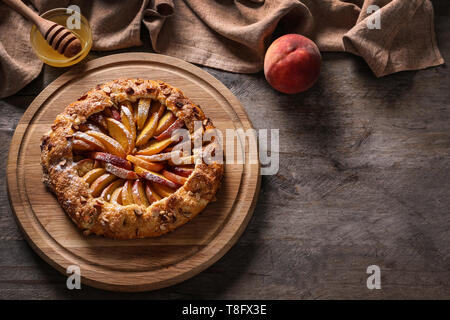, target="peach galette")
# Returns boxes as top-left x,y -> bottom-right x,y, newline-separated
40,79 -> 223,239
